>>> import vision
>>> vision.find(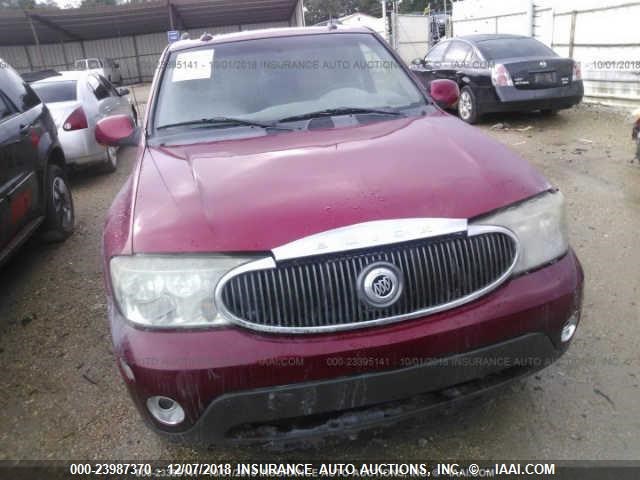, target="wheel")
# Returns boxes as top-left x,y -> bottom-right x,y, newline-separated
102,146 -> 118,173
458,86 -> 481,124
41,164 -> 74,243
541,109 -> 558,116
